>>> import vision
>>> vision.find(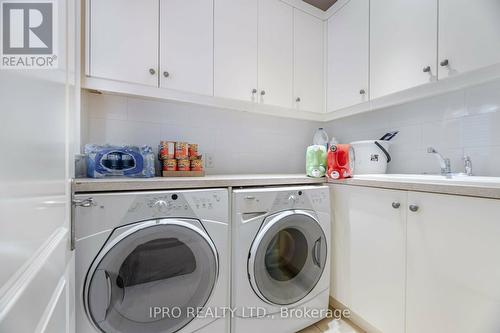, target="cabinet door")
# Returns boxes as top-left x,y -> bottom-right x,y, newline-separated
327,0 -> 369,111
370,0 -> 437,99
293,9 -> 324,113
439,0 -> 500,78
258,0 -> 293,109
214,0 -> 258,102
331,185 -> 406,333
160,0 -> 213,95
407,192 -> 500,333
89,0 -> 159,86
